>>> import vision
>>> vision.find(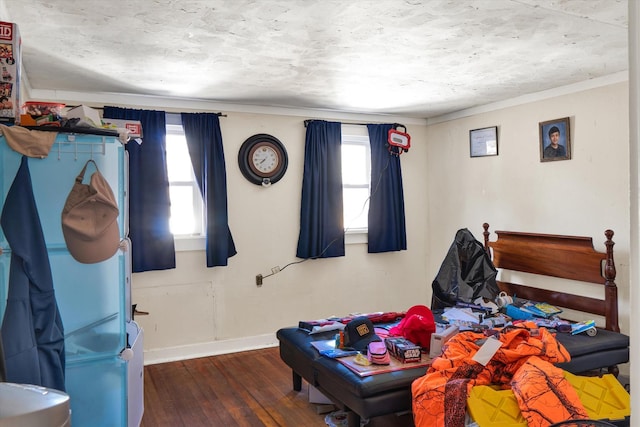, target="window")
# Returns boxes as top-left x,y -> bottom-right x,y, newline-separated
341,125 -> 371,234
164,121 -> 371,246
165,120 -> 204,238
